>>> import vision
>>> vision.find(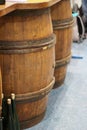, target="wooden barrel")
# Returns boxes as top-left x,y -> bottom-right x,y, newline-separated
51,0 -> 73,88
0,9 -> 55,129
